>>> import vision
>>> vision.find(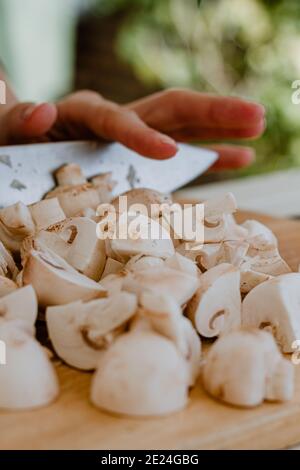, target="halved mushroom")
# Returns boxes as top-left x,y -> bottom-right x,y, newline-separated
140,292 -> 201,385
242,273 -> 300,352
123,266 -> 199,306
55,163 -> 87,186
202,328 -> 294,407
0,241 -> 19,279
112,188 -> 172,220
0,276 -> 18,298
45,183 -> 100,218
23,246 -> 106,307
0,319 -> 59,410
186,263 -> 241,338
125,254 -> 165,272
46,291 -> 137,370
90,329 -> 189,416
26,217 -> 106,281
29,198 -> 66,231
109,213 -> 175,262
0,285 -> 38,327
0,202 -> 35,252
